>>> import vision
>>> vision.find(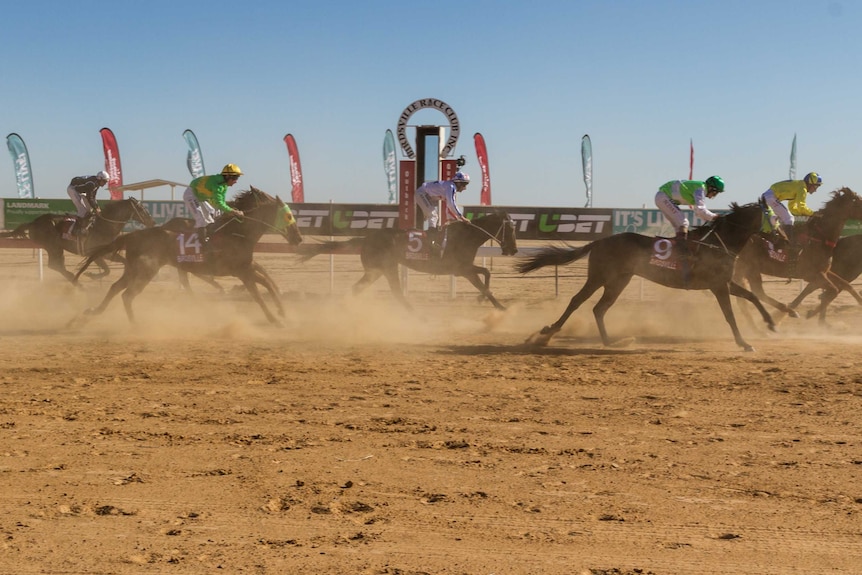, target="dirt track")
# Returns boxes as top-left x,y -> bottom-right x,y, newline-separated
0,244 -> 861,575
